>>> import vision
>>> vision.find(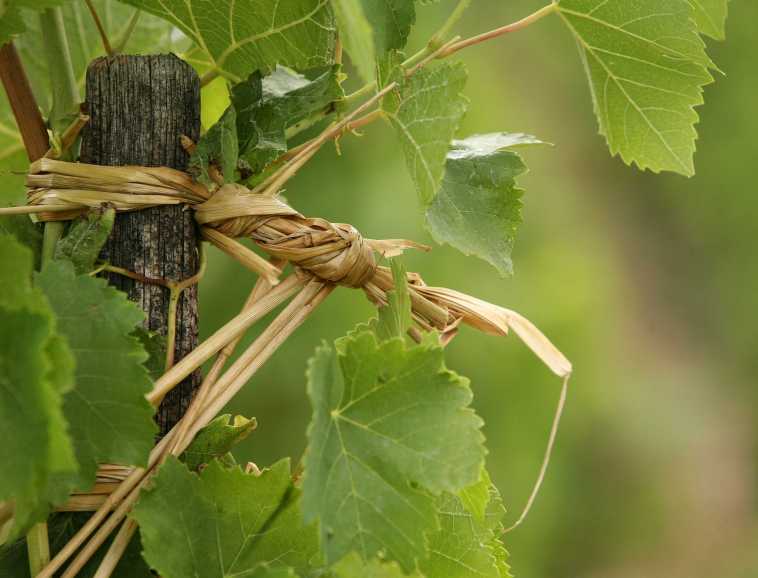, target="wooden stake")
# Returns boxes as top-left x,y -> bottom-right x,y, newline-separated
79,54 -> 202,436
